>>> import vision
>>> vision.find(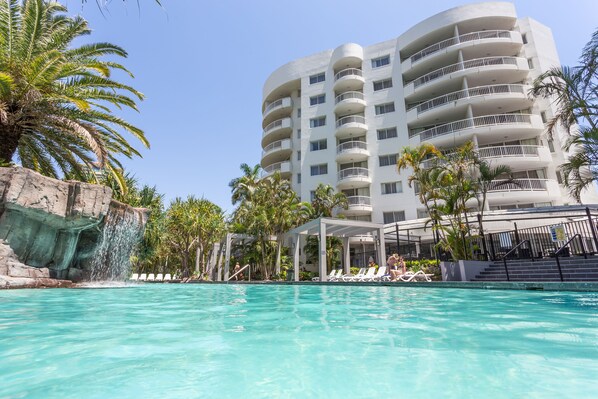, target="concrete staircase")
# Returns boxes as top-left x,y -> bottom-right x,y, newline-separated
472,256 -> 598,282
